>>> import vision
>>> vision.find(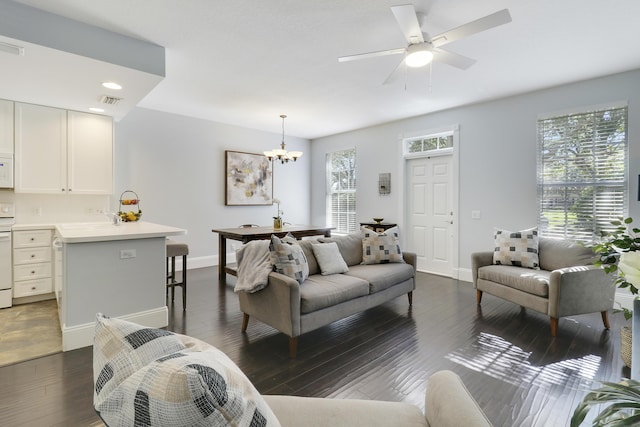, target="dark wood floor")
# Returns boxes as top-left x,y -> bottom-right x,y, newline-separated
0,267 -> 628,426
